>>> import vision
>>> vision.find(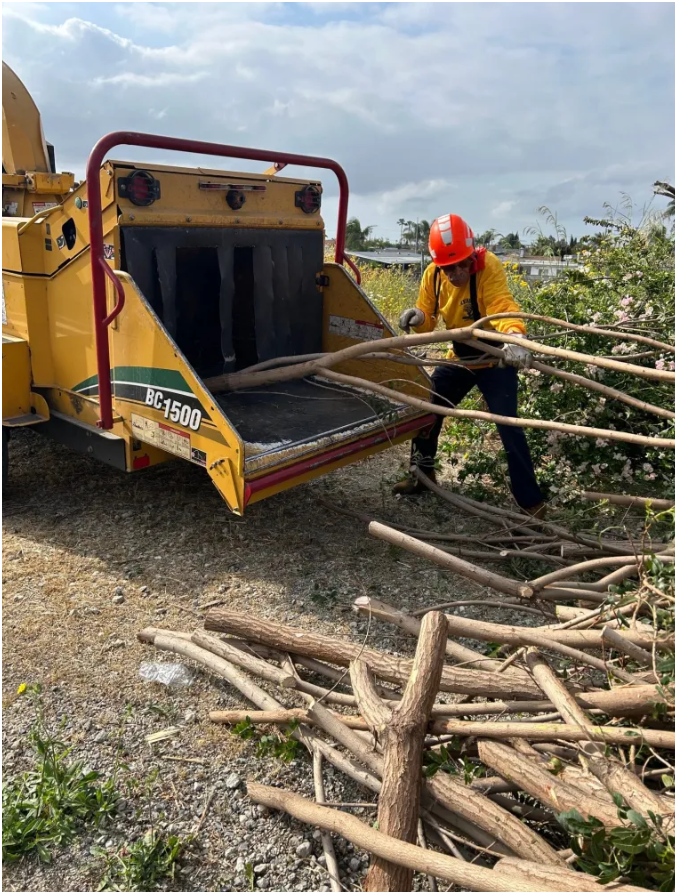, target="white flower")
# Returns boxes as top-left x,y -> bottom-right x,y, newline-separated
642,463 -> 653,472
